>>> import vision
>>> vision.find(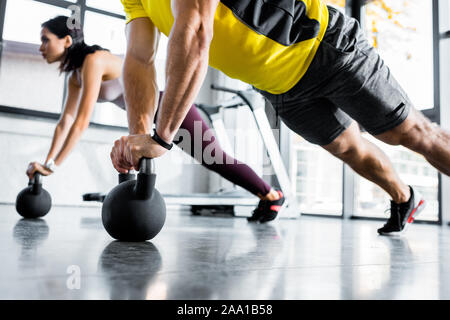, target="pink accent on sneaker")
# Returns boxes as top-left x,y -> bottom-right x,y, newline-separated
407,199 -> 425,224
